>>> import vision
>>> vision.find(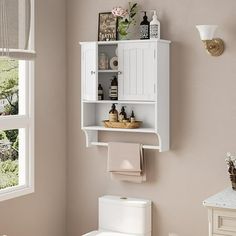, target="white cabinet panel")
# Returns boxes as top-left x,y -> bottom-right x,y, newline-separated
118,42 -> 156,101
213,209 -> 236,236
81,42 -> 97,101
